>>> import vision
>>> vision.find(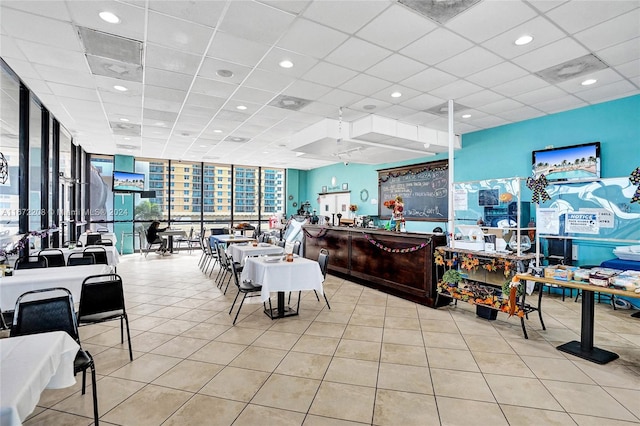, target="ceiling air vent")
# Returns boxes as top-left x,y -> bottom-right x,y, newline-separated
535,54 -> 608,84
398,0 -> 481,24
78,26 -> 143,82
268,95 -> 312,111
110,122 -> 141,136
